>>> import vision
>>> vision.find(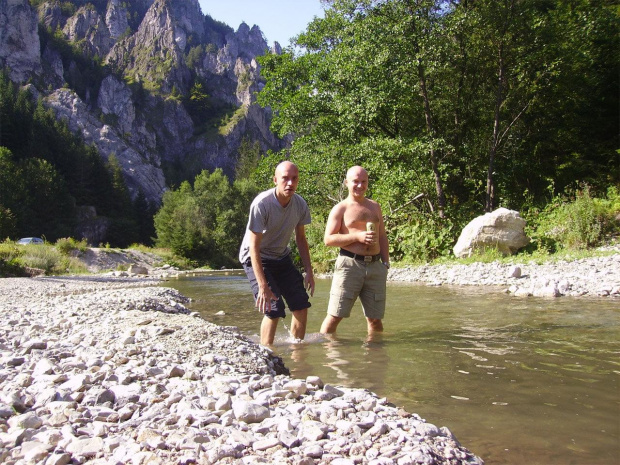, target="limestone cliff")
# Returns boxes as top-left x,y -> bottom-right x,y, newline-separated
0,0 -> 285,205
0,0 -> 41,82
